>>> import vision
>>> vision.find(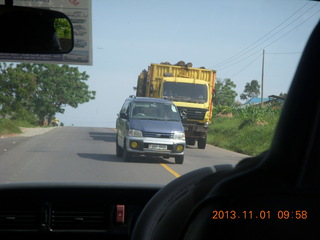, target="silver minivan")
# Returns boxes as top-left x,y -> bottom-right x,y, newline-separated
116,96 -> 186,164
